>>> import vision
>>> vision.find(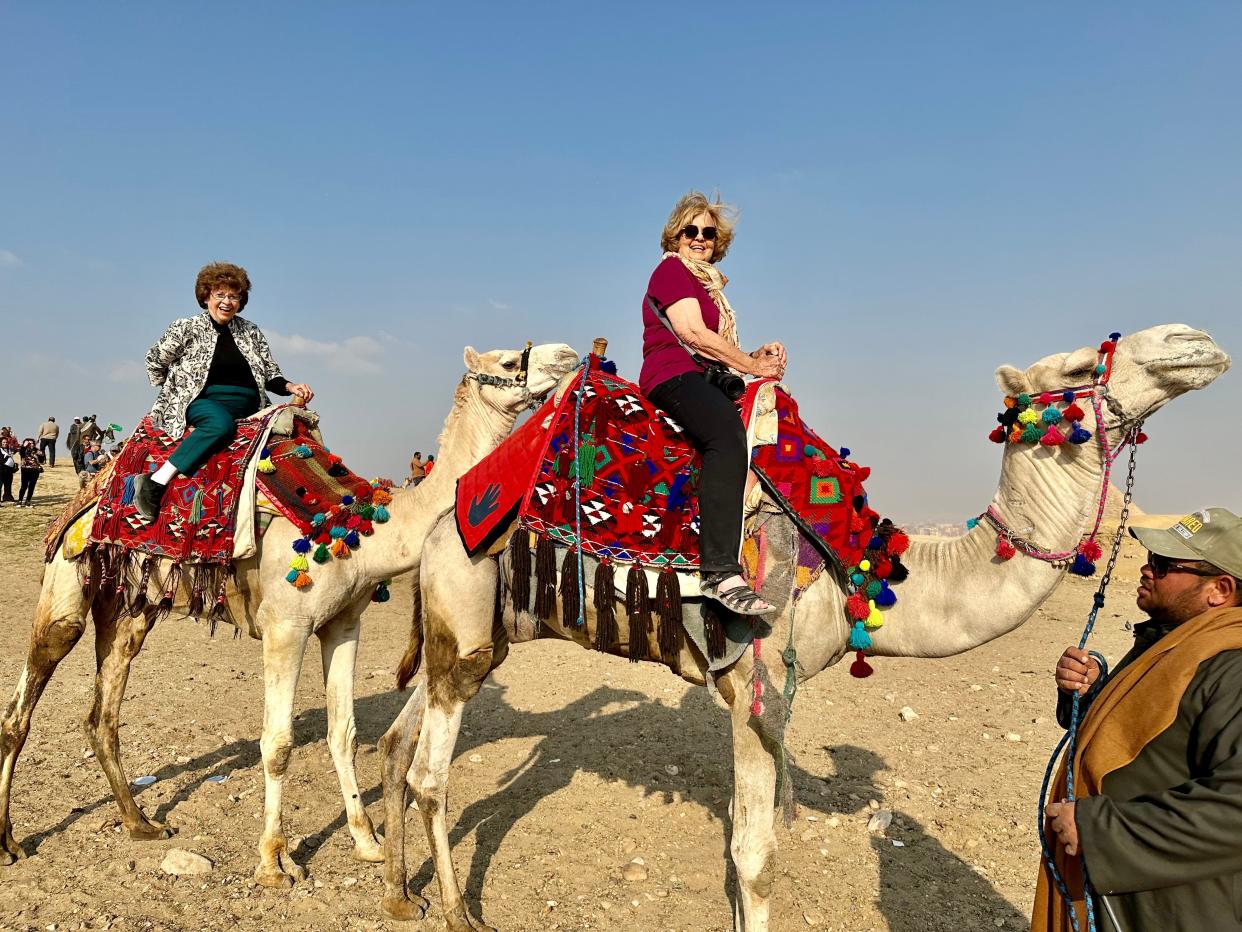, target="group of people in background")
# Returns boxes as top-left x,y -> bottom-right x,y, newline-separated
402,450 -> 435,488
0,415 -> 118,510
